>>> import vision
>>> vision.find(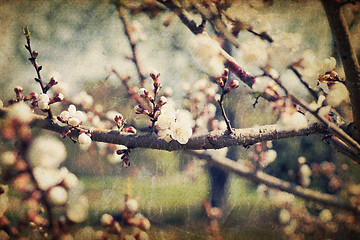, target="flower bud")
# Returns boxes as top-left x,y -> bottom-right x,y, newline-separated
223,68 -> 229,78
25,92 -> 37,101
123,126 -> 136,134
78,133 -> 92,146
14,86 -> 23,94
137,231 -> 149,240
32,51 -> 38,58
114,221 -> 122,233
149,70 -> 160,80
215,77 -> 224,87
158,96 -> 167,106
229,79 -> 239,90
134,105 -> 147,114
138,88 -> 149,98
38,93 -> 50,102
38,101 -> 49,110
139,217 -> 151,231
51,93 -> 64,103
100,213 -> 114,226
114,114 -> 123,123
